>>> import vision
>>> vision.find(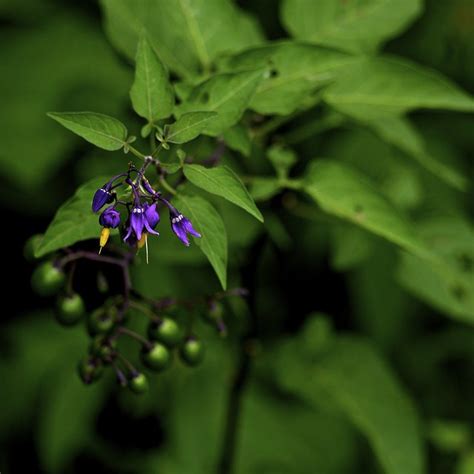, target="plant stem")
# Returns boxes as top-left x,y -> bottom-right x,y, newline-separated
127,145 -> 146,160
